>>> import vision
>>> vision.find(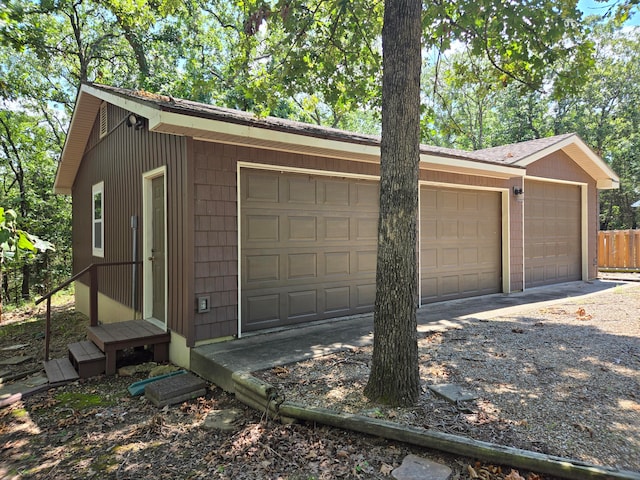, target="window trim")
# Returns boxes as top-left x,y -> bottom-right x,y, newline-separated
92,181 -> 104,257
